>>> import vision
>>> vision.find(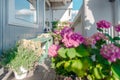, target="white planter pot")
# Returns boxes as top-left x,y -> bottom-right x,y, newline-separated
14,67 -> 28,80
